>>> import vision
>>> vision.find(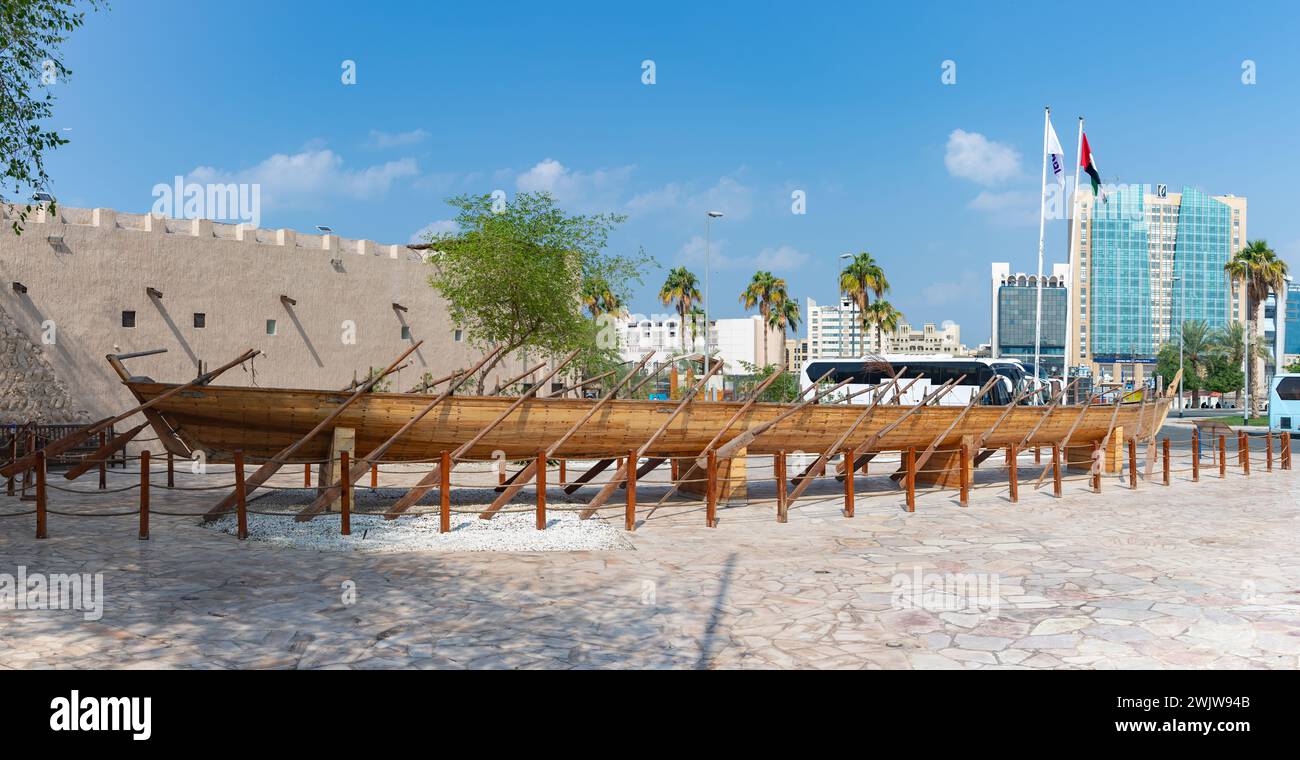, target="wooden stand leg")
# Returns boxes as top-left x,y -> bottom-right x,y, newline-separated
843,446 -> 855,518
1008,443 -> 1018,503
905,447 -> 916,512
139,451 -> 151,540
776,452 -> 788,523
